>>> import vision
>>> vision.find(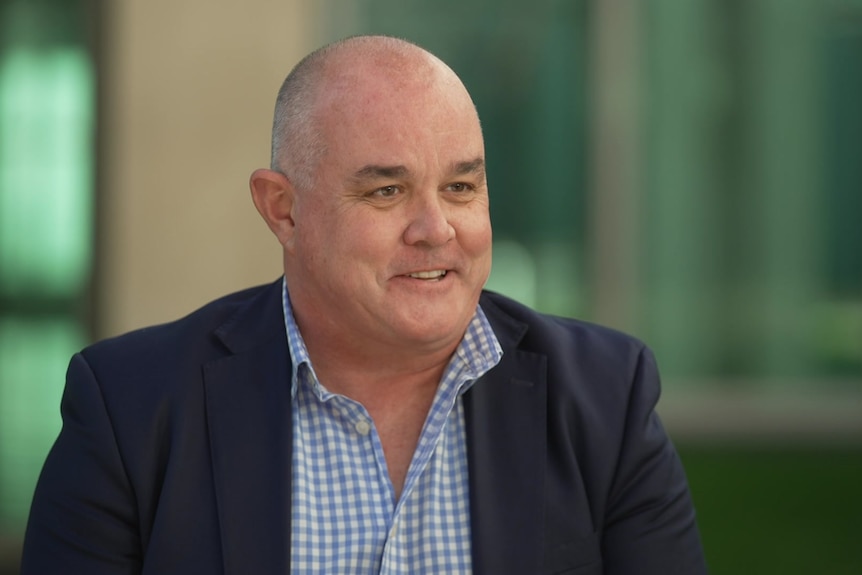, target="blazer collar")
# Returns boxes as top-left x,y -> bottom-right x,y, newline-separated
466,293 -> 549,574
204,279 -> 293,574
212,279 -> 286,354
